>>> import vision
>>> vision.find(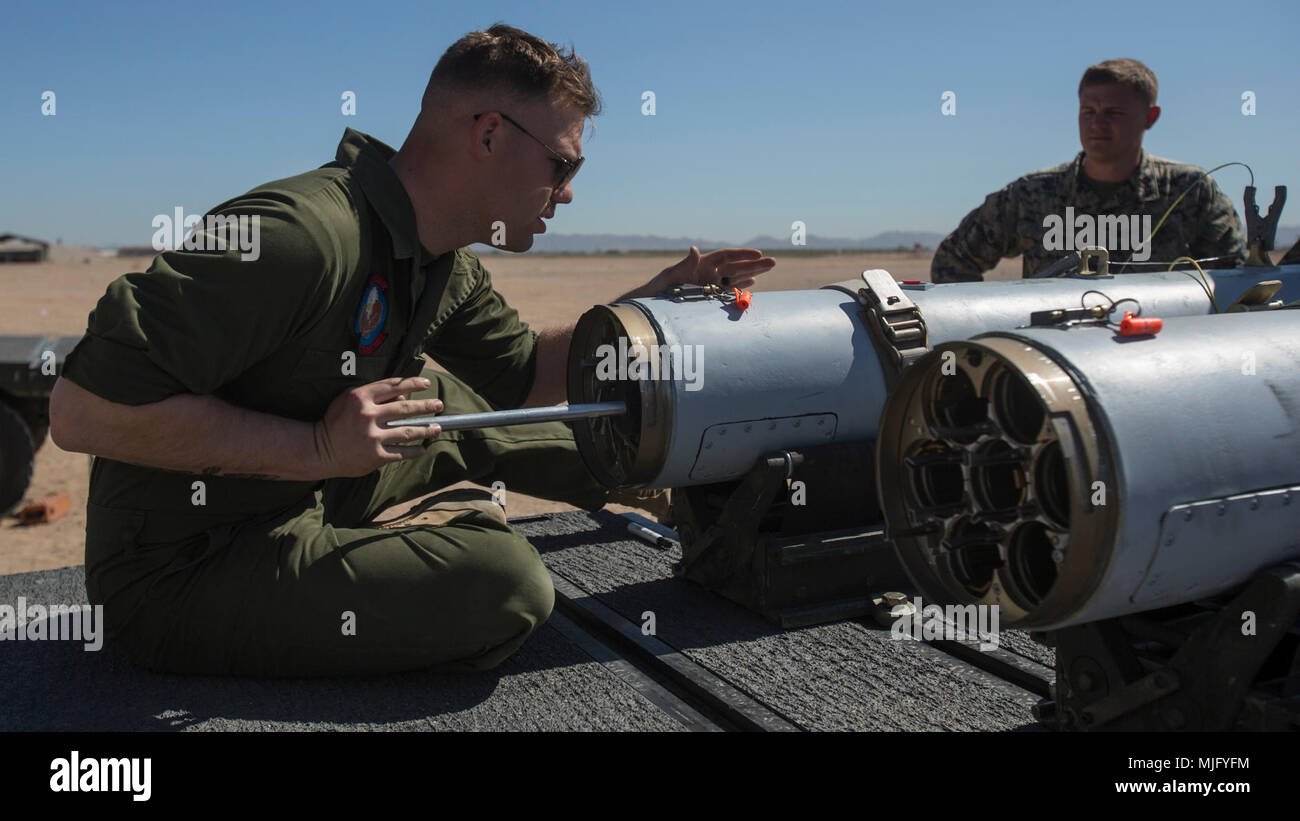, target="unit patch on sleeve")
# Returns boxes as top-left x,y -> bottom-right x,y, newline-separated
355,272 -> 389,354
